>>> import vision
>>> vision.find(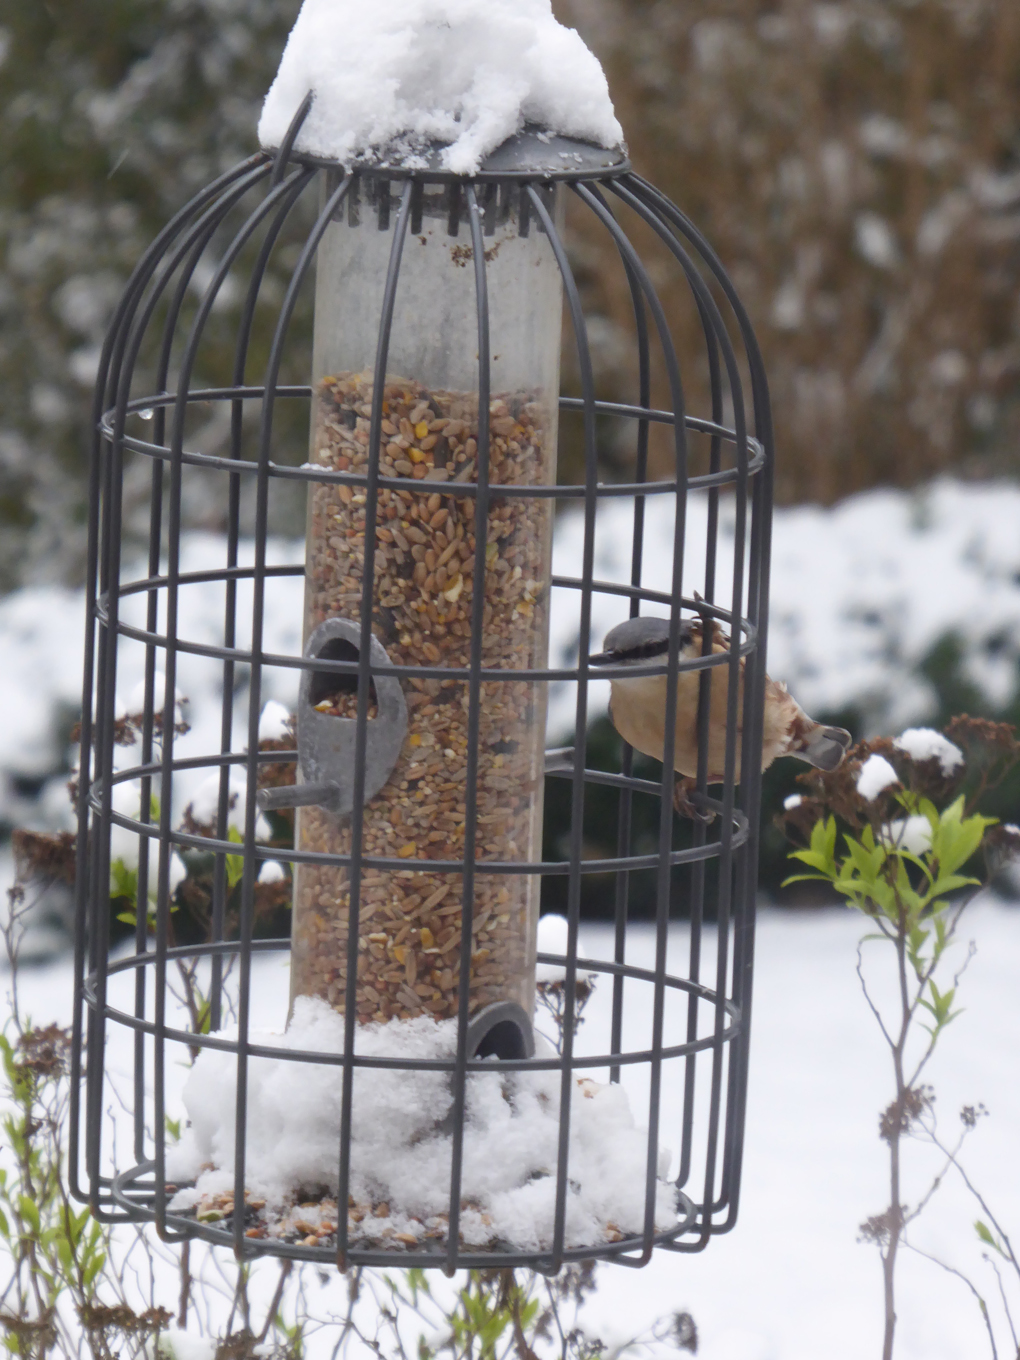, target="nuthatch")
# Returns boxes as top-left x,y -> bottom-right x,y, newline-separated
588,615 -> 851,818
